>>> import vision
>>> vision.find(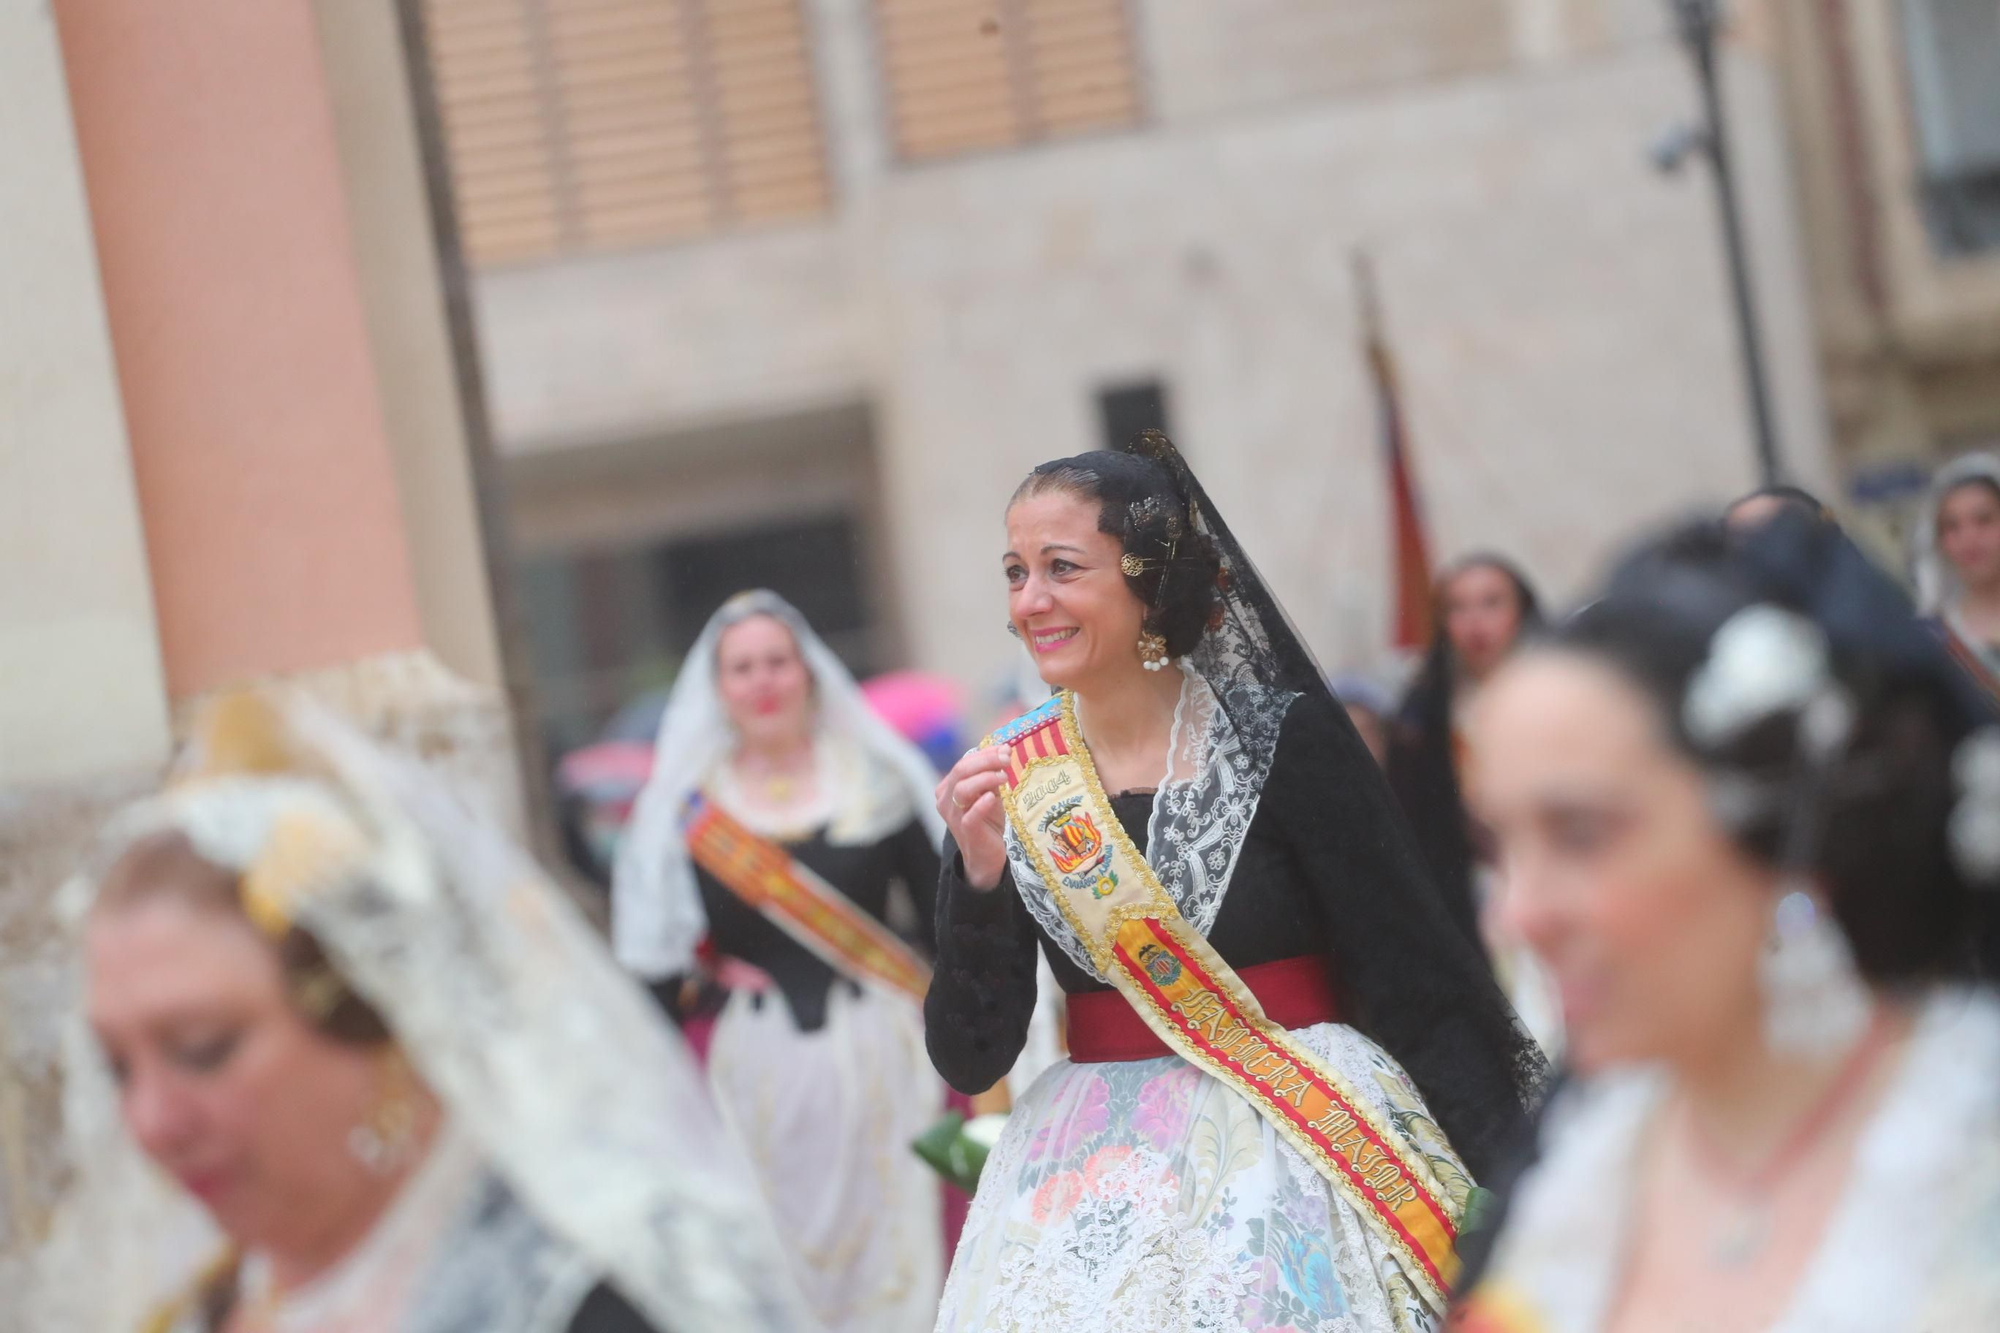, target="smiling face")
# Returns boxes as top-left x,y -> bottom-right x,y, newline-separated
1003,490 -> 1150,694
1938,480 -> 2000,595
714,613 -> 815,751
86,891 -> 393,1256
1467,649 -> 1774,1074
